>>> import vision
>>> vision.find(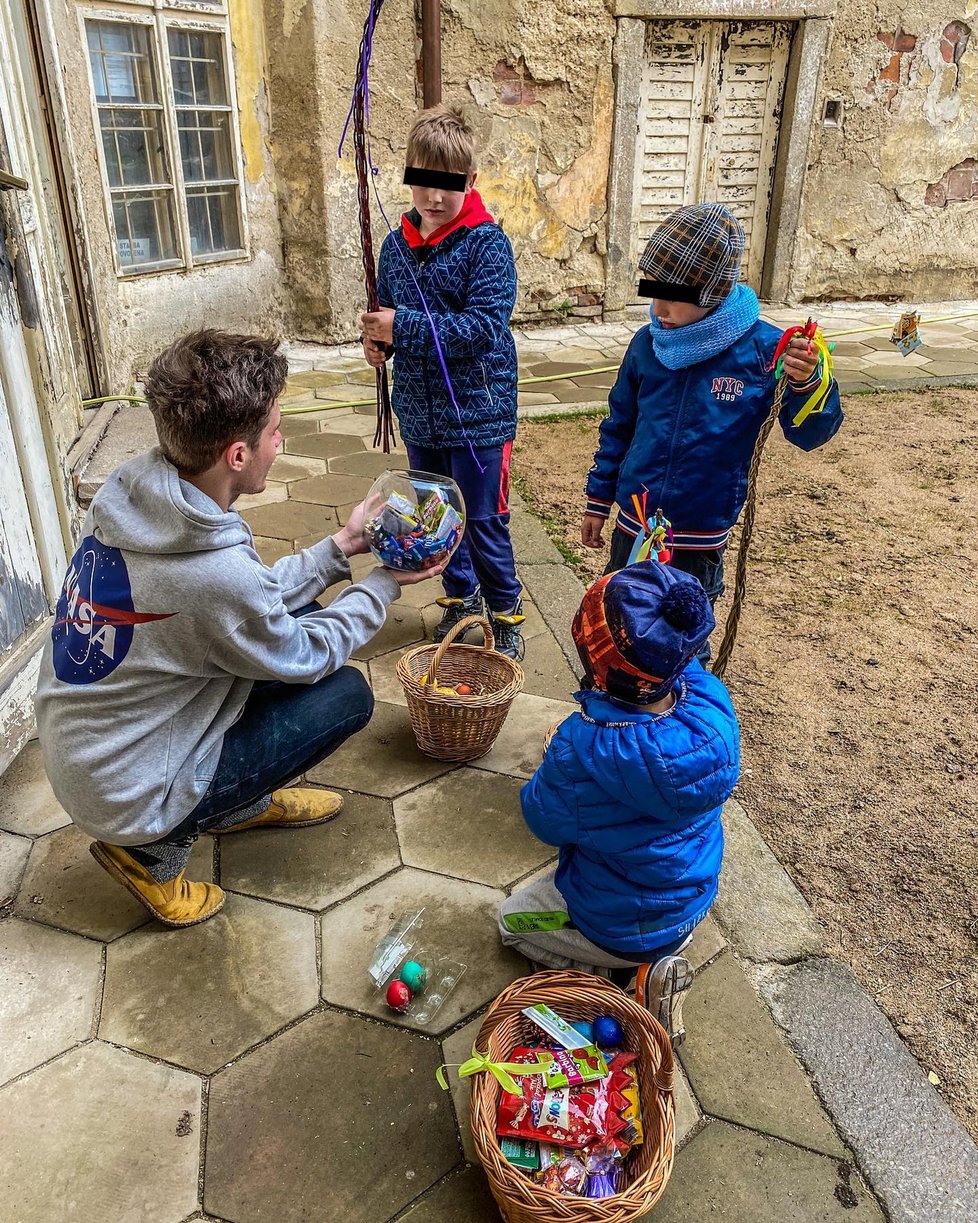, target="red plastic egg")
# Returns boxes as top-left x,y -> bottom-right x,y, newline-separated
386,980 -> 412,1013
